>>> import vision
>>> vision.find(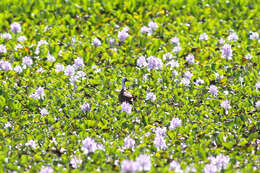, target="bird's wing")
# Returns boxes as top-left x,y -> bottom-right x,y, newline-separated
123,90 -> 133,98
